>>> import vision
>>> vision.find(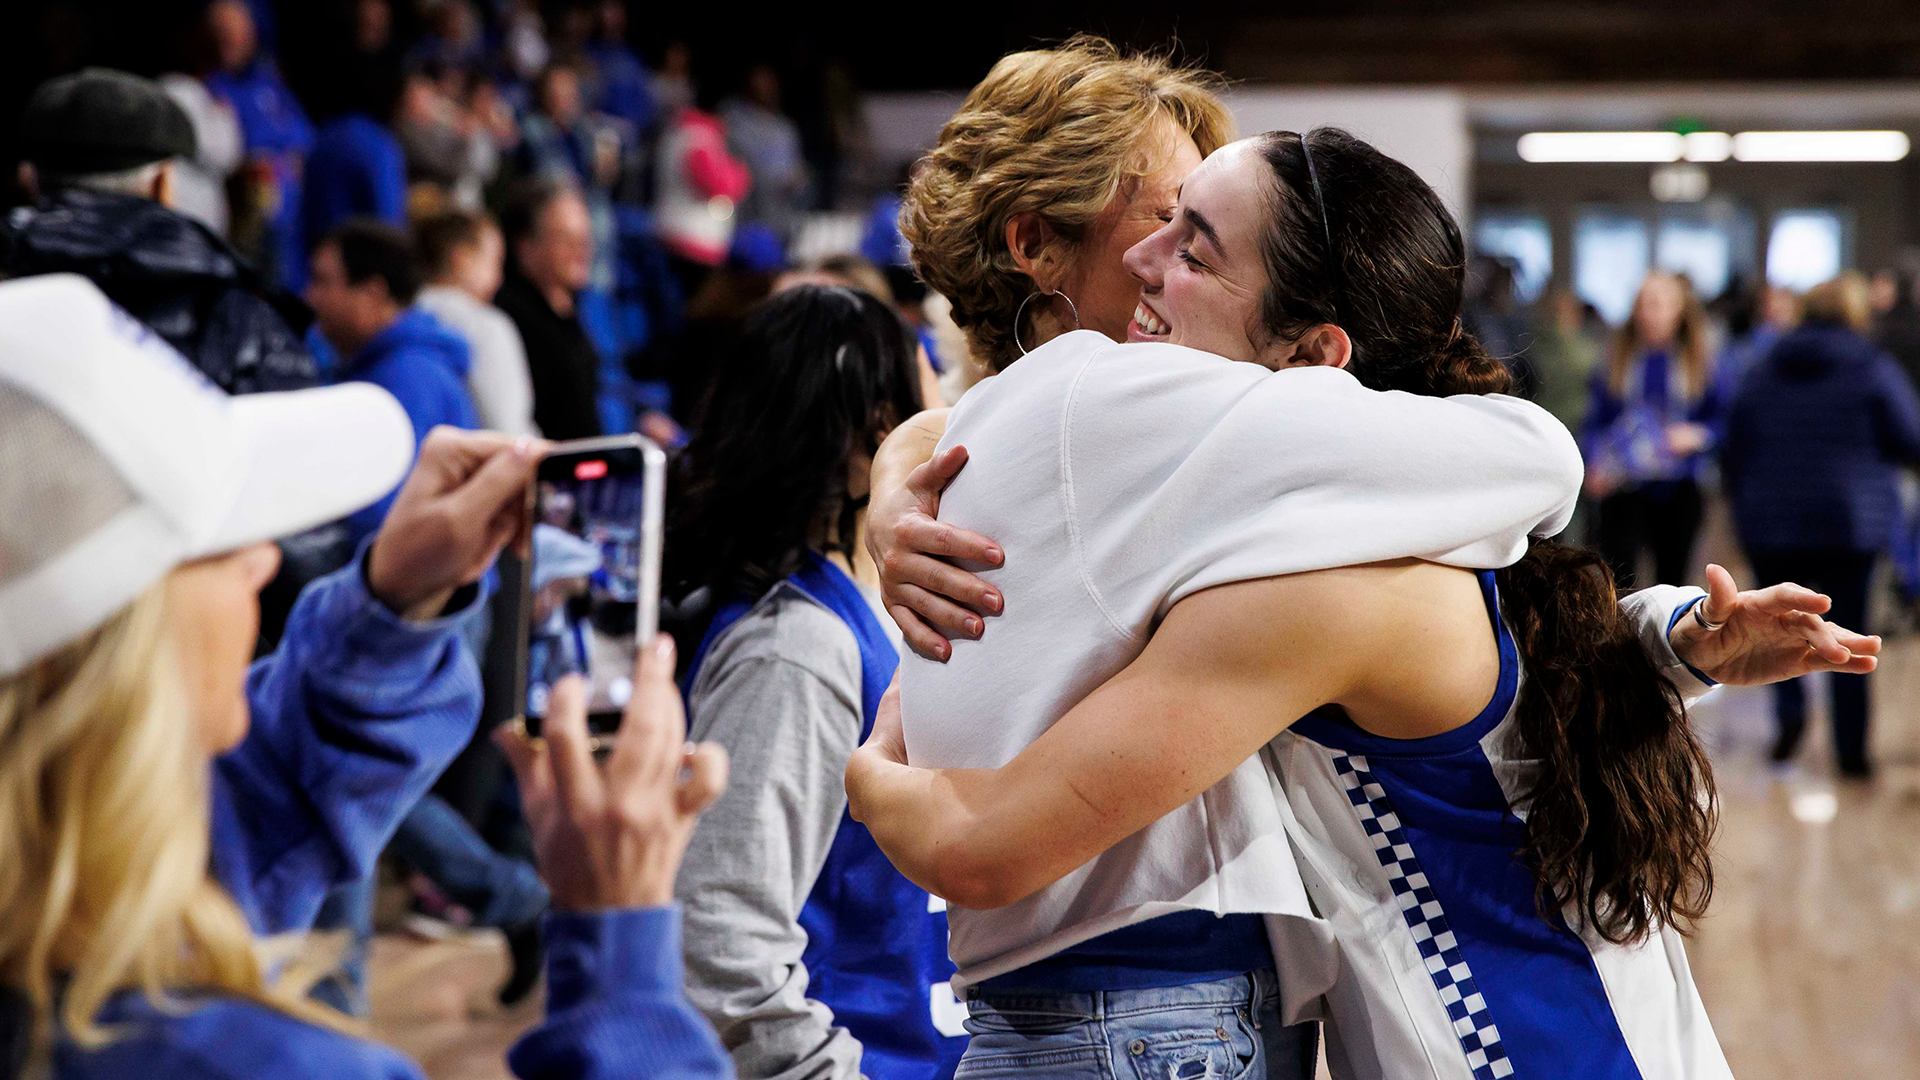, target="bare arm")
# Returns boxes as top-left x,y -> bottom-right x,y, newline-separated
847,568 -> 1373,909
